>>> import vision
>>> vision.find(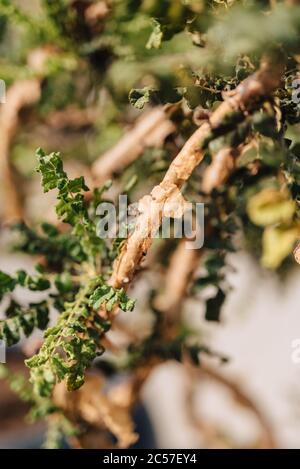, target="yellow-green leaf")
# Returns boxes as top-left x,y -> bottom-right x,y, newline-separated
261,224 -> 299,269
247,188 -> 295,227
